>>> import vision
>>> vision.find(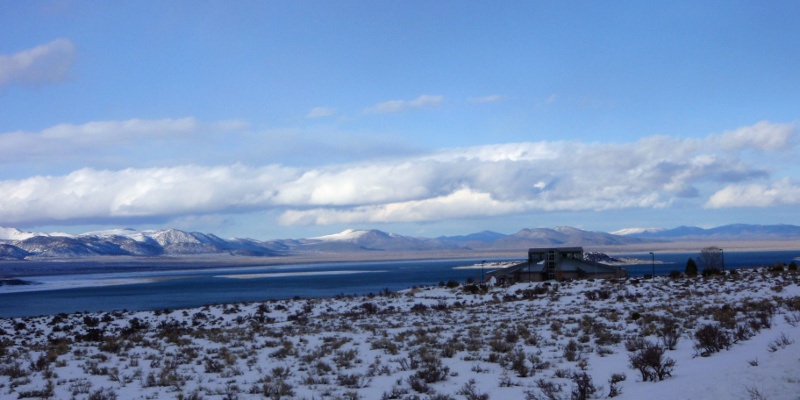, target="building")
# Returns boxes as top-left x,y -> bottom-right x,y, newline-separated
486,247 -> 627,284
